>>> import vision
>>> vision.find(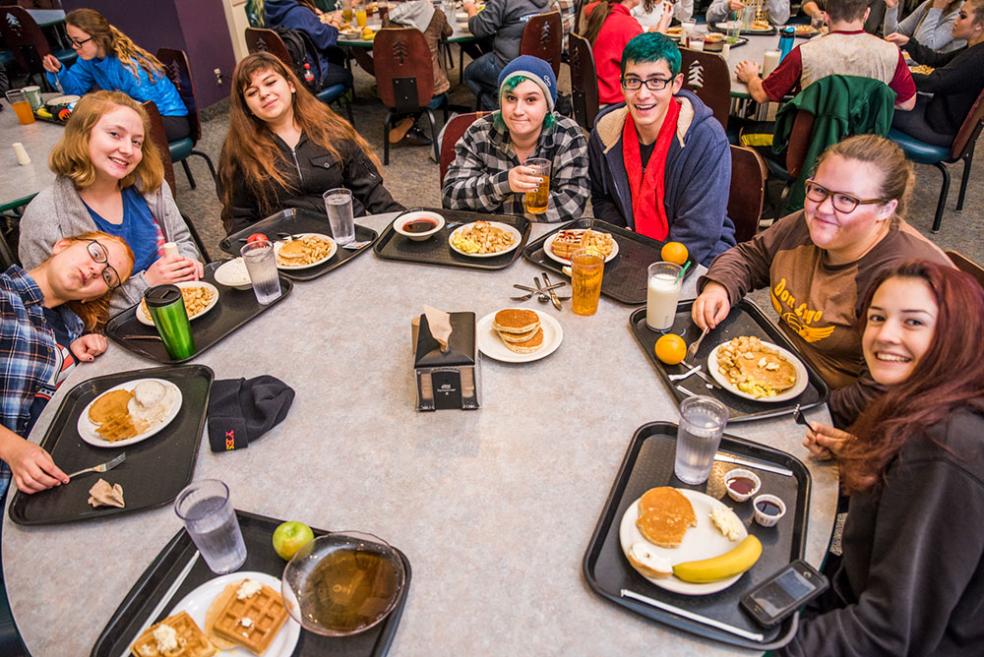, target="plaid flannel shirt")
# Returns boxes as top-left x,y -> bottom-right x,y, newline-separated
442,114 -> 590,223
0,266 -> 83,496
